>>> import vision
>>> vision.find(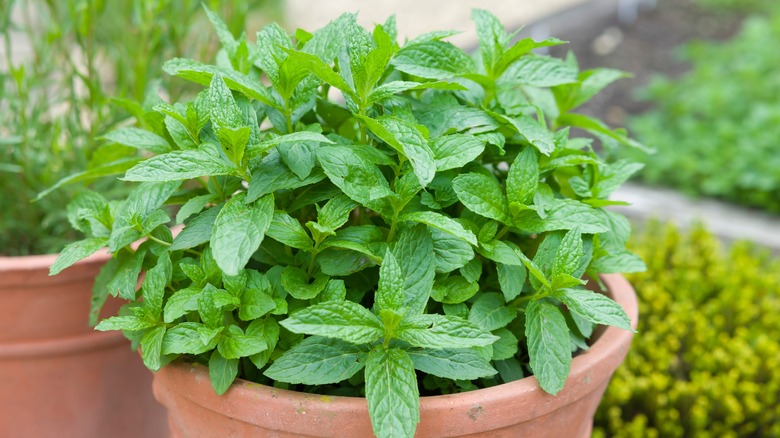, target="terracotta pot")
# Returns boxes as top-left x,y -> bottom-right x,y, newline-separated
152,273 -> 637,437
0,250 -> 169,438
